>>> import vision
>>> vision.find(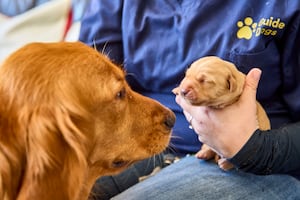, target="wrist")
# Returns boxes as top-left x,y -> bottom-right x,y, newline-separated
228,129 -> 263,165
221,128 -> 257,158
